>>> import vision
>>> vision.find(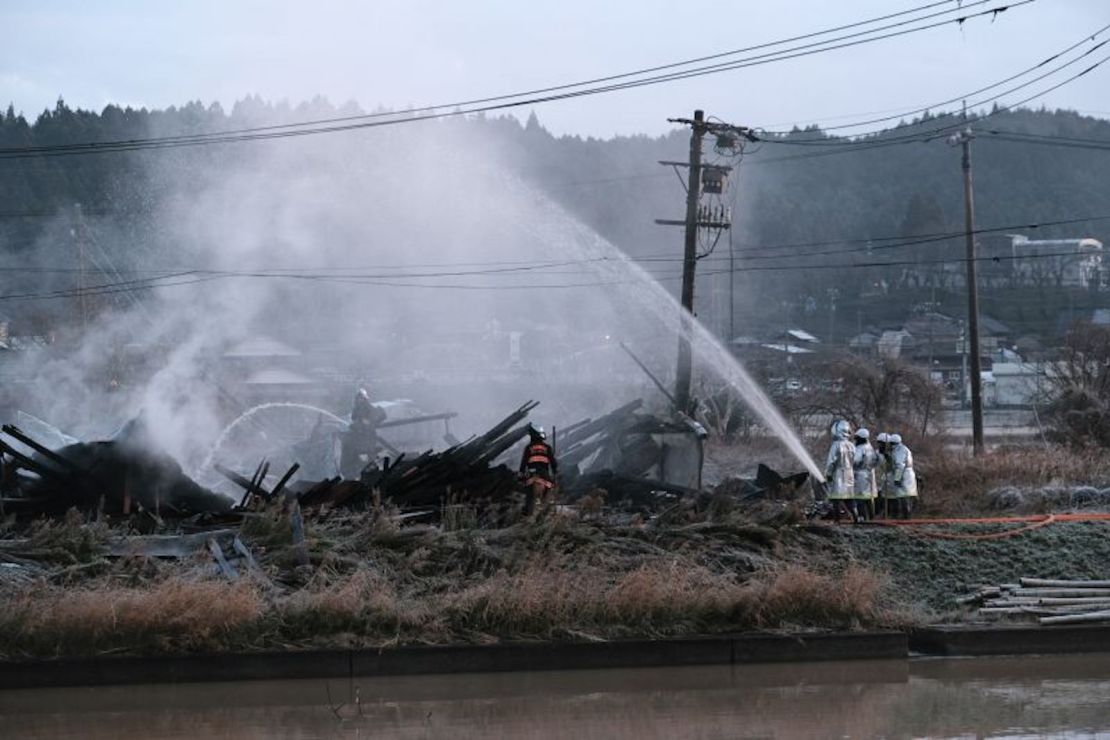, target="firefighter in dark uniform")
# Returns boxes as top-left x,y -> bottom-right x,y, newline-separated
519,424 -> 558,516
340,387 -> 387,479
